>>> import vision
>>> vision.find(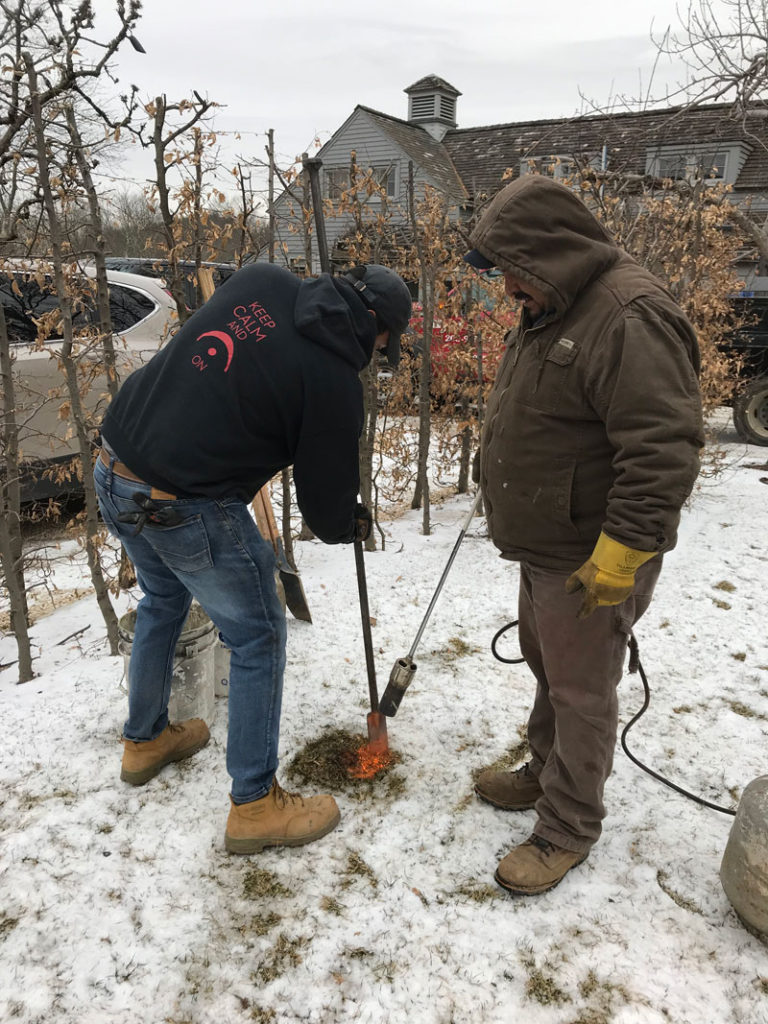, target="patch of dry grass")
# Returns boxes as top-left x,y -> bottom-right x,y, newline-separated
284,727 -> 404,799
